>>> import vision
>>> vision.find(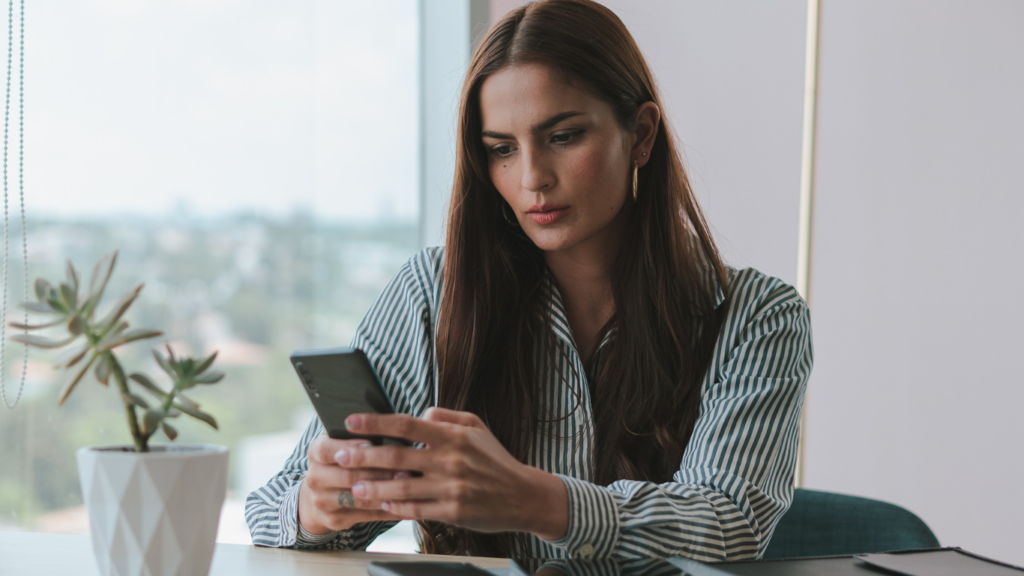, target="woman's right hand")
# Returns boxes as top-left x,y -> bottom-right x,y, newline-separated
297,433 -> 405,534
